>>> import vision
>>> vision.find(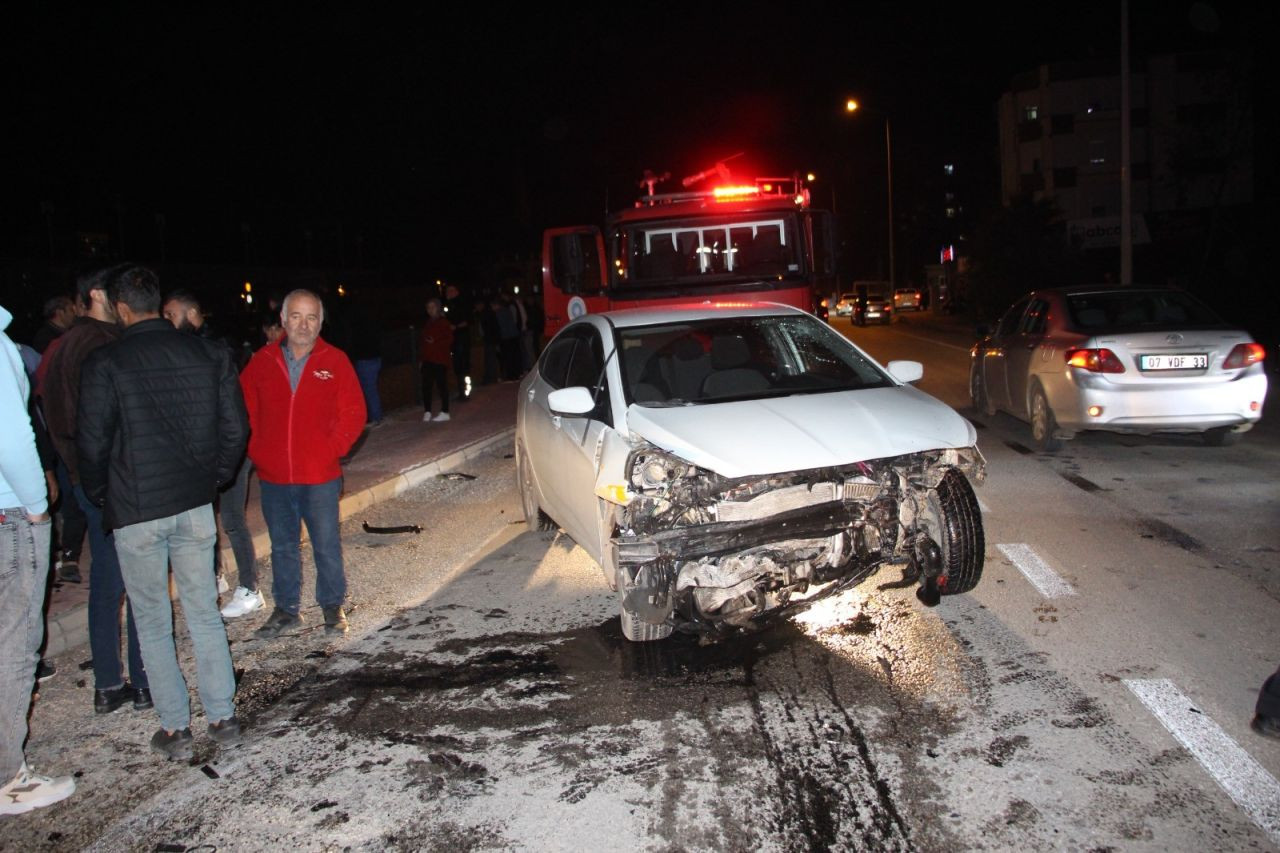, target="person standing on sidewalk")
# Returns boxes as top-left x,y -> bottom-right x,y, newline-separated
77,266 -> 248,761
0,302 -> 75,815
41,266 -> 150,714
241,289 -> 365,638
419,296 -> 453,423
161,289 -> 262,619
